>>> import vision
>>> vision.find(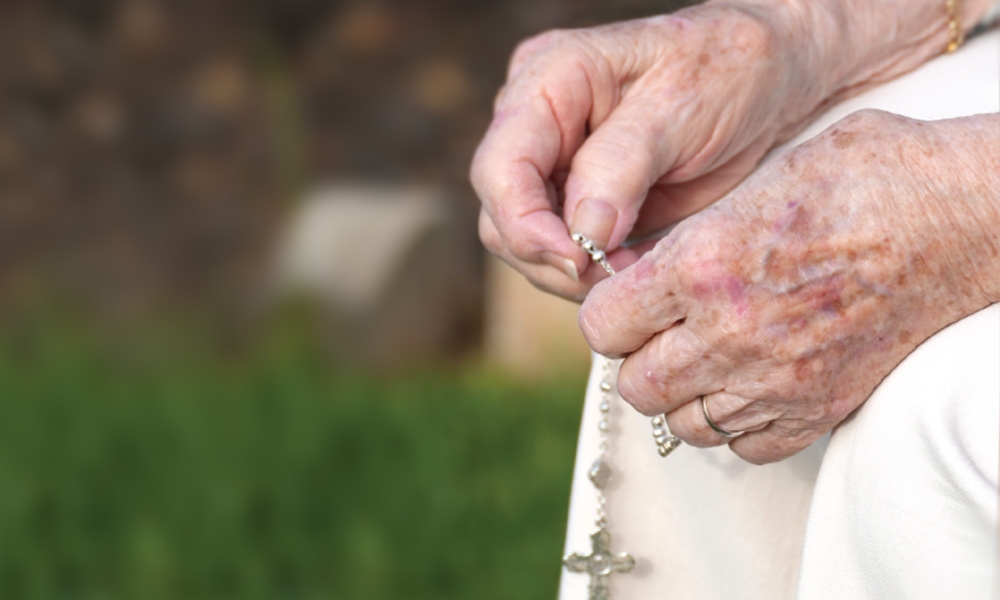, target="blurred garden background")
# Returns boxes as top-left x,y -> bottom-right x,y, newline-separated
0,0 -> 690,597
